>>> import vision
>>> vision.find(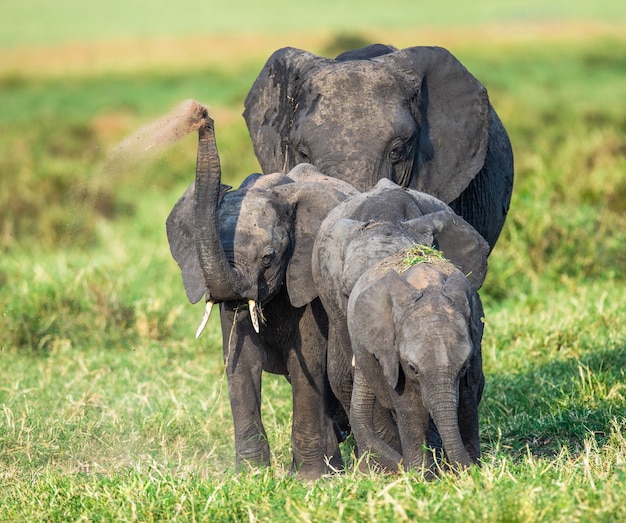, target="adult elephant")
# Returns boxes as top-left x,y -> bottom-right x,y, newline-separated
311,179 -> 490,470
244,44 -> 514,250
166,104 -> 358,479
